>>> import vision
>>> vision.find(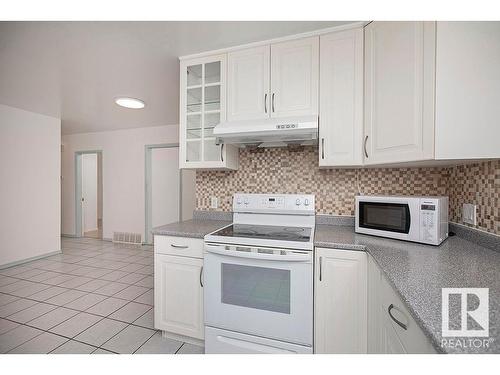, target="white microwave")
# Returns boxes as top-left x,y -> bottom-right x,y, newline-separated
355,196 -> 449,245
